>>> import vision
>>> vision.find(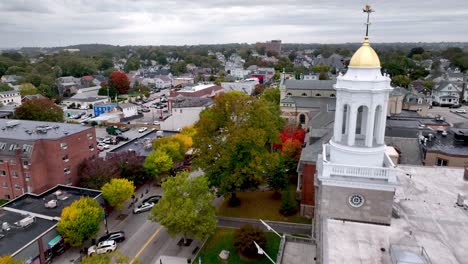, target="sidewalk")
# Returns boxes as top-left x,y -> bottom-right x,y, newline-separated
53,183 -> 162,264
